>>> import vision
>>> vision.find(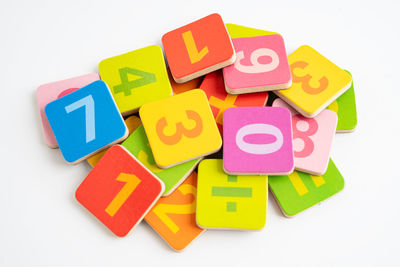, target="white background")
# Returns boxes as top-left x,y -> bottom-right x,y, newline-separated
1,0 -> 399,266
